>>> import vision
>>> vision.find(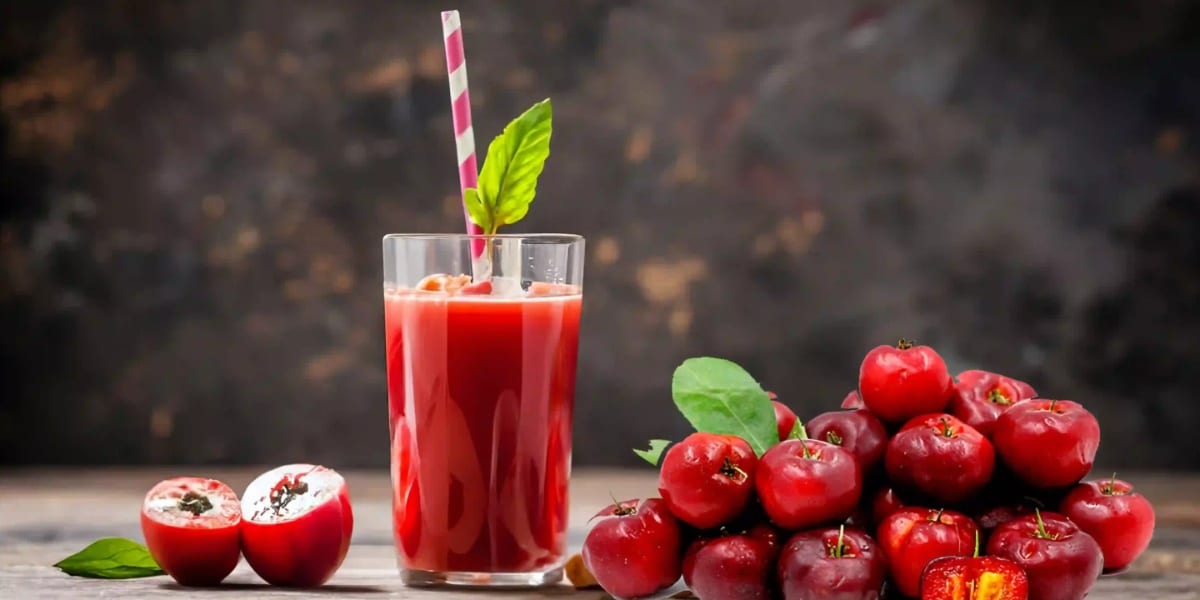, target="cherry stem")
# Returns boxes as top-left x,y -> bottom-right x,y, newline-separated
1104,472 -> 1118,495
938,417 -> 955,438
825,430 -> 843,446
832,525 -> 847,559
800,440 -> 813,459
973,529 -> 981,558
608,492 -> 636,516
1033,508 -> 1055,540
987,388 -> 1011,406
897,338 -> 914,350
1048,399 -> 1058,412
721,457 -> 748,482
178,492 -> 212,516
